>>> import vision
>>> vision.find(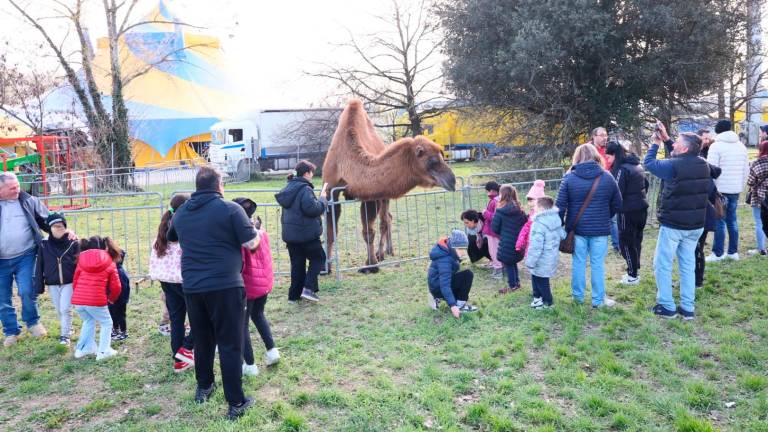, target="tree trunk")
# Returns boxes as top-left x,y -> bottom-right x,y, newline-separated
105,0 -> 132,188
717,80 -> 726,119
